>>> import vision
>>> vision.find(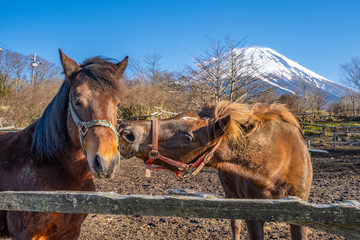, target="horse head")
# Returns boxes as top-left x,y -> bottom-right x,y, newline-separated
60,49 -> 128,178
118,112 -> 230,171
